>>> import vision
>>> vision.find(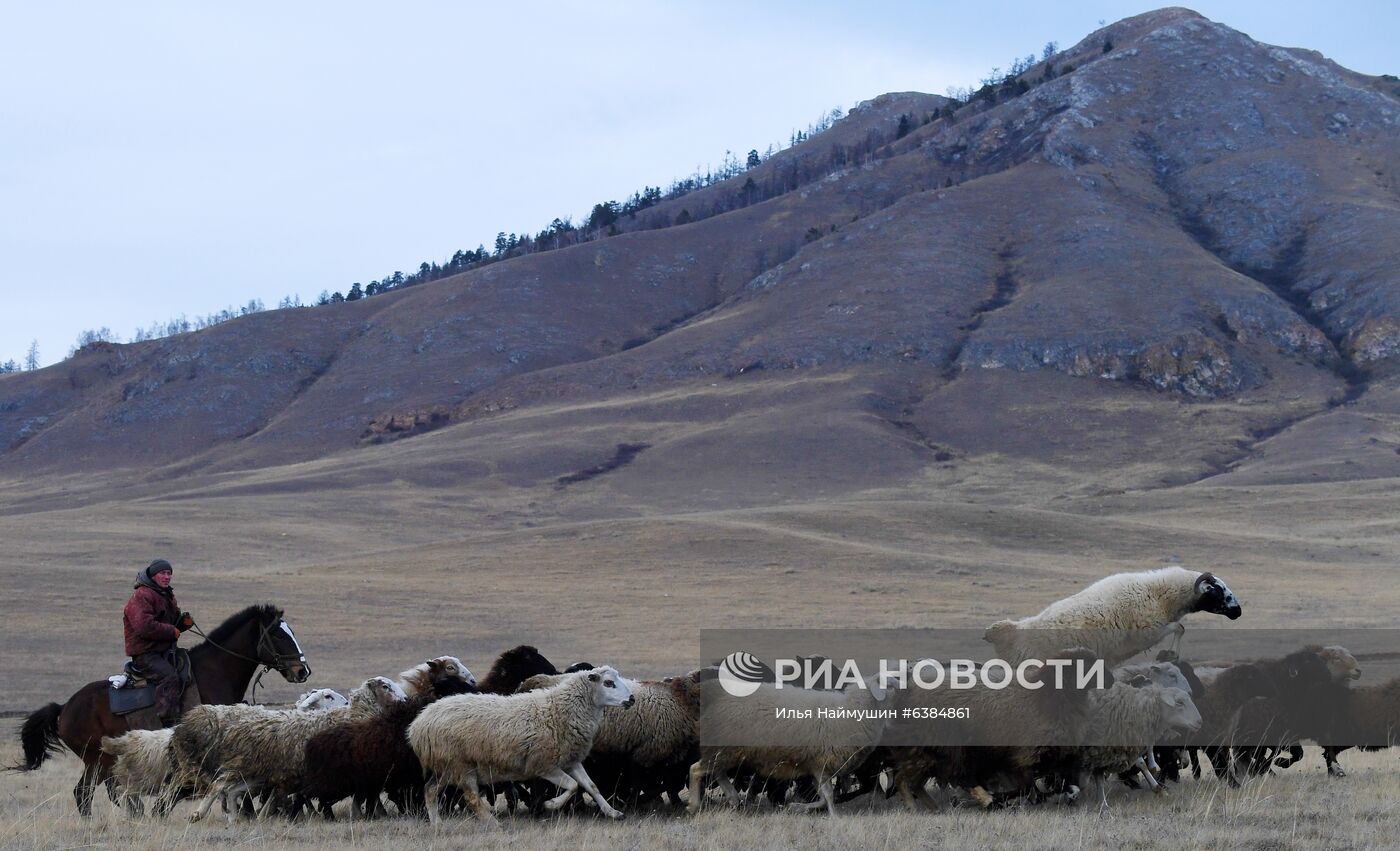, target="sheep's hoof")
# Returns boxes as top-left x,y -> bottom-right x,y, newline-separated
1152,786 -> 1169,796
1329,764 -> 1347,778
